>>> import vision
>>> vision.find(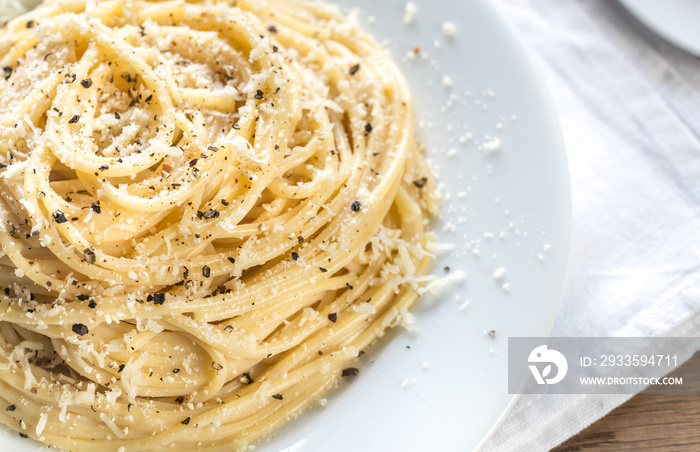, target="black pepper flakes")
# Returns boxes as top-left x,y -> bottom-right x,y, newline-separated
118,364 -> 125,373
365,123 -> 373,133
72,323 -> 89,336
88,300 -> 97,309
152,293 -> 166,305
6,404 -> 15,412
212,361 -> 223,371
189,158 -> 198,167
346,283 -> 354,290
349,63 -> 360,75
328,312 -> 337,323
267,24 -> 277,33
3,66 -> 12,80
232,123 -> 241,130
291,252 -> 299,261
342,367 -> 359,377
413,177 -> 428,188
90,202 -> 101,213
227,257 -> 235,264
64,73 -> 76,83
83,248 -> 96,265
175,396 -> 185,404
271,394 -> 283,400
223,325 -> 233,333
240,372 -> 254,385
80,78 -> 92,88
114,112 -> 120,120
145,94 -> 153,103
53,210 -> 68,223
181,417 -> 191,425
26,20 -> 34,28
68,114 -> 80,124
319,267 -> 327,273
254,90 -> 264,100
201,210 -> 220,219
19,433 -> 28,439
297,236 -> 305,244
351,201 -> 361,212
172,368 -> 180,374
202,265 -> 211,278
